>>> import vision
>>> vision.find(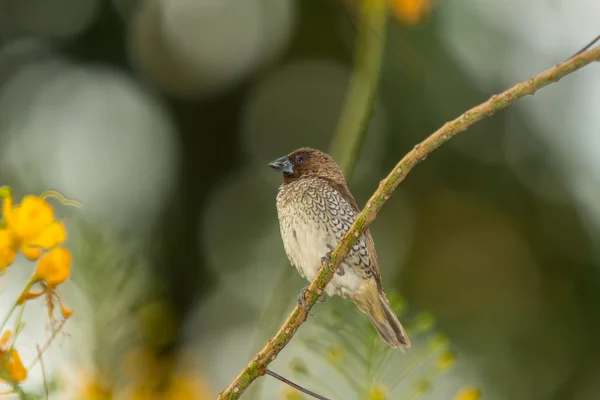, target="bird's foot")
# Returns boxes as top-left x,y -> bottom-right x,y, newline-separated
321,243 -> 335,265
320,246 -> 346,276
322,247 -> 345,276
297,286 -> 314,319
320,250 -> 332,265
